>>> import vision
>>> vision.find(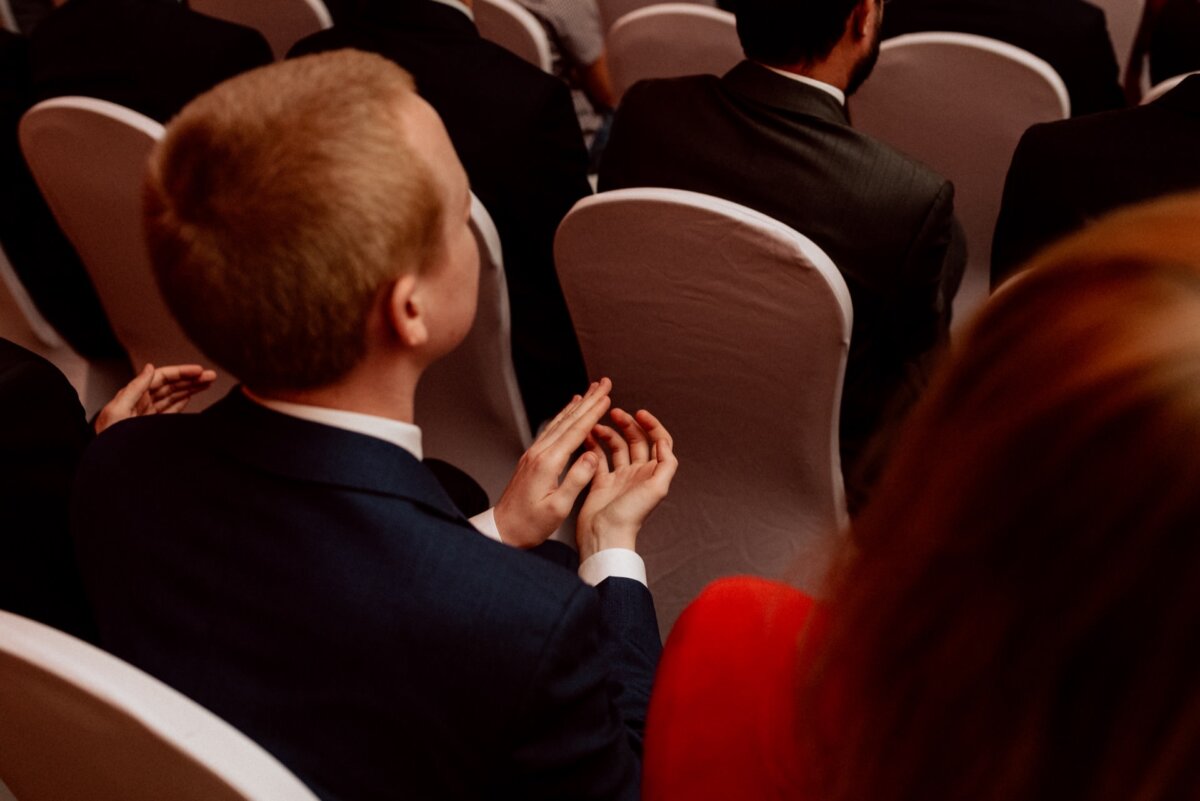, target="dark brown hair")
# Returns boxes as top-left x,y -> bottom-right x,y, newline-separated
802,193 -> 1200,801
